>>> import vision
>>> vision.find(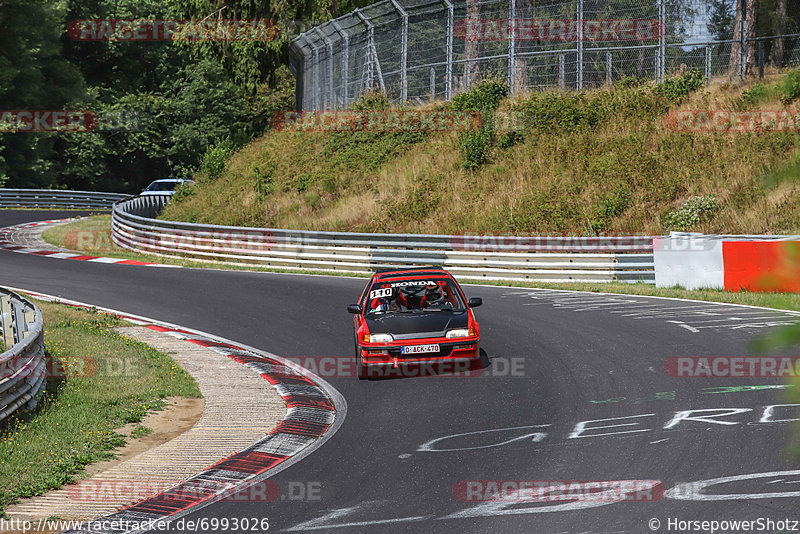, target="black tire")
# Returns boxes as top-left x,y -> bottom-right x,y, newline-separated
357,356 -> 369,380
